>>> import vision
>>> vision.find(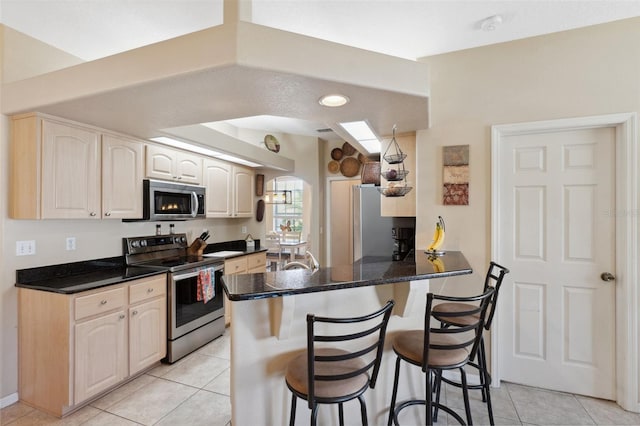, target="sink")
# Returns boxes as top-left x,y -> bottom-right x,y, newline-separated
203,251 -> 245,258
